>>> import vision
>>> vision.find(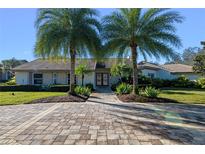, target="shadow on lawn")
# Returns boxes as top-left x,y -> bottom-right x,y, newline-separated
88,99 -> 205,144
